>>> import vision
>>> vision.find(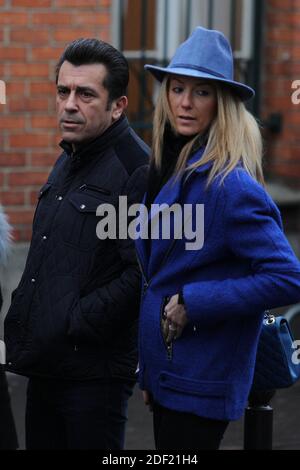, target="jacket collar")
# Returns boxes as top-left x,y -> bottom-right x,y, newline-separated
0,206 -> 11,265
186,147 -> 213,174
59,114 -> 129,169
